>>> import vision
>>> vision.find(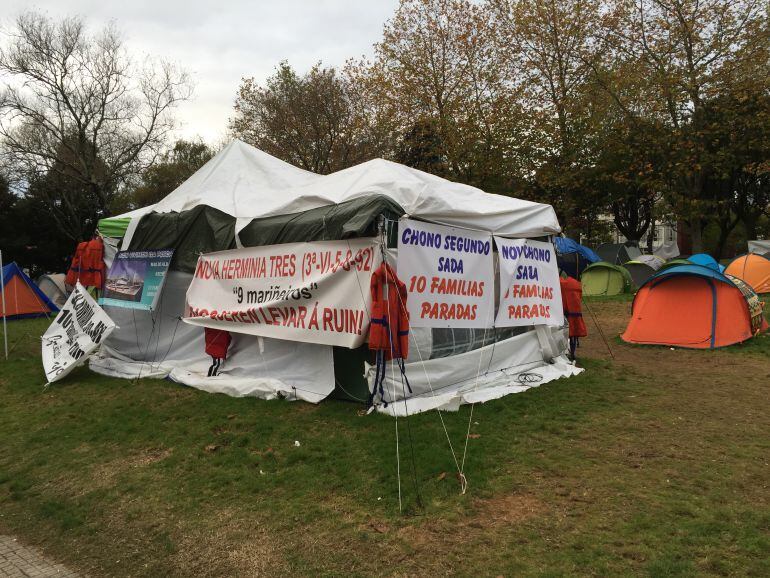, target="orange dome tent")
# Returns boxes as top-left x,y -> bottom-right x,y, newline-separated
724,253 -> 770,294
622,264 -> 767,349
1,262 -> 59,320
